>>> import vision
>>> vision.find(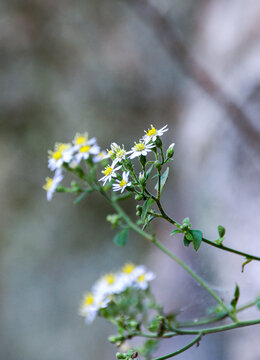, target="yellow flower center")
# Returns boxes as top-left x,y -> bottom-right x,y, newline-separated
135,142 -> 146,151
83,293 -> 94,307
116,149 -> 125,158
120,180 -> 127,188
76,135 -> 88,145
104,166 -> 113,176
122,263 -> 135,274
137,274 -> 146,283
79,145 -> 91,153
52,150 -> 62,160
43,178 -> 53,191
147,126 -> 157,137
108,150 -> 114,157
105,273 -> 115,285
50,143 -> 70,160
